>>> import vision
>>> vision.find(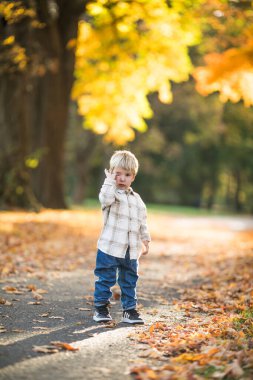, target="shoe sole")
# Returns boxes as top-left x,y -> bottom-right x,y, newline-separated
121,318 -> 144,324
93,316 -> 112,322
